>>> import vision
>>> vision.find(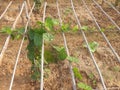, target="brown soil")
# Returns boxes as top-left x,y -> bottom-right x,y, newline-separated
0,0 -> 120,90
